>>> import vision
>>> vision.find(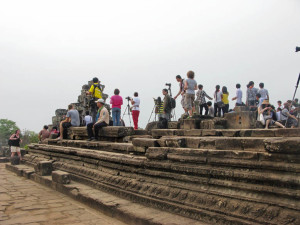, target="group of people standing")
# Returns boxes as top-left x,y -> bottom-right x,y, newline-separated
173,71 -> 231,118
172,73 -> 299,129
